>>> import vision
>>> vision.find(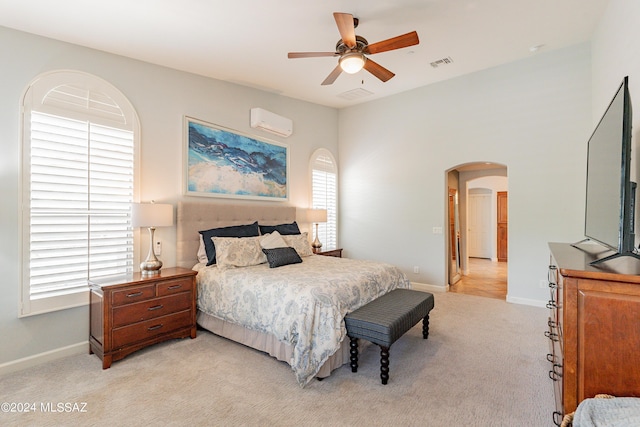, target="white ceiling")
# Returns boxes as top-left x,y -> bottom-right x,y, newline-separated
0,0 -> 610,109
